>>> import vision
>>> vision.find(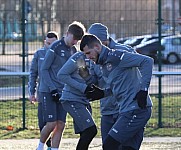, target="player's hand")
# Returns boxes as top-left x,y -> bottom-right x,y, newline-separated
78,66 -> 89,78
77,56 -> 90,78
134,90 -> 148,109
86,84 -> 104,101
51,89 -> 60,103
84,85 -> 94,94
29,95 -> 37,104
